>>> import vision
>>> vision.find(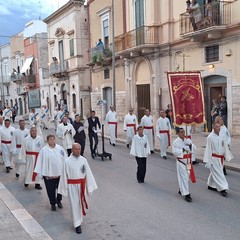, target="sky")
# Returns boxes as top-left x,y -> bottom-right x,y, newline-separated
0,0 -> 70,45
